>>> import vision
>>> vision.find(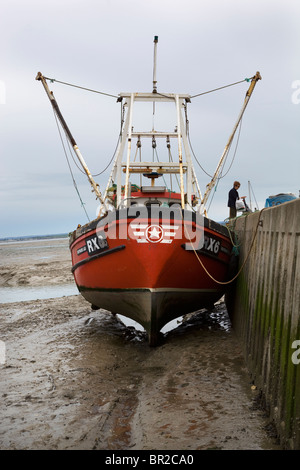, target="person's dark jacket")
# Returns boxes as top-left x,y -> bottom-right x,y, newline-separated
228,188 -> 239,208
